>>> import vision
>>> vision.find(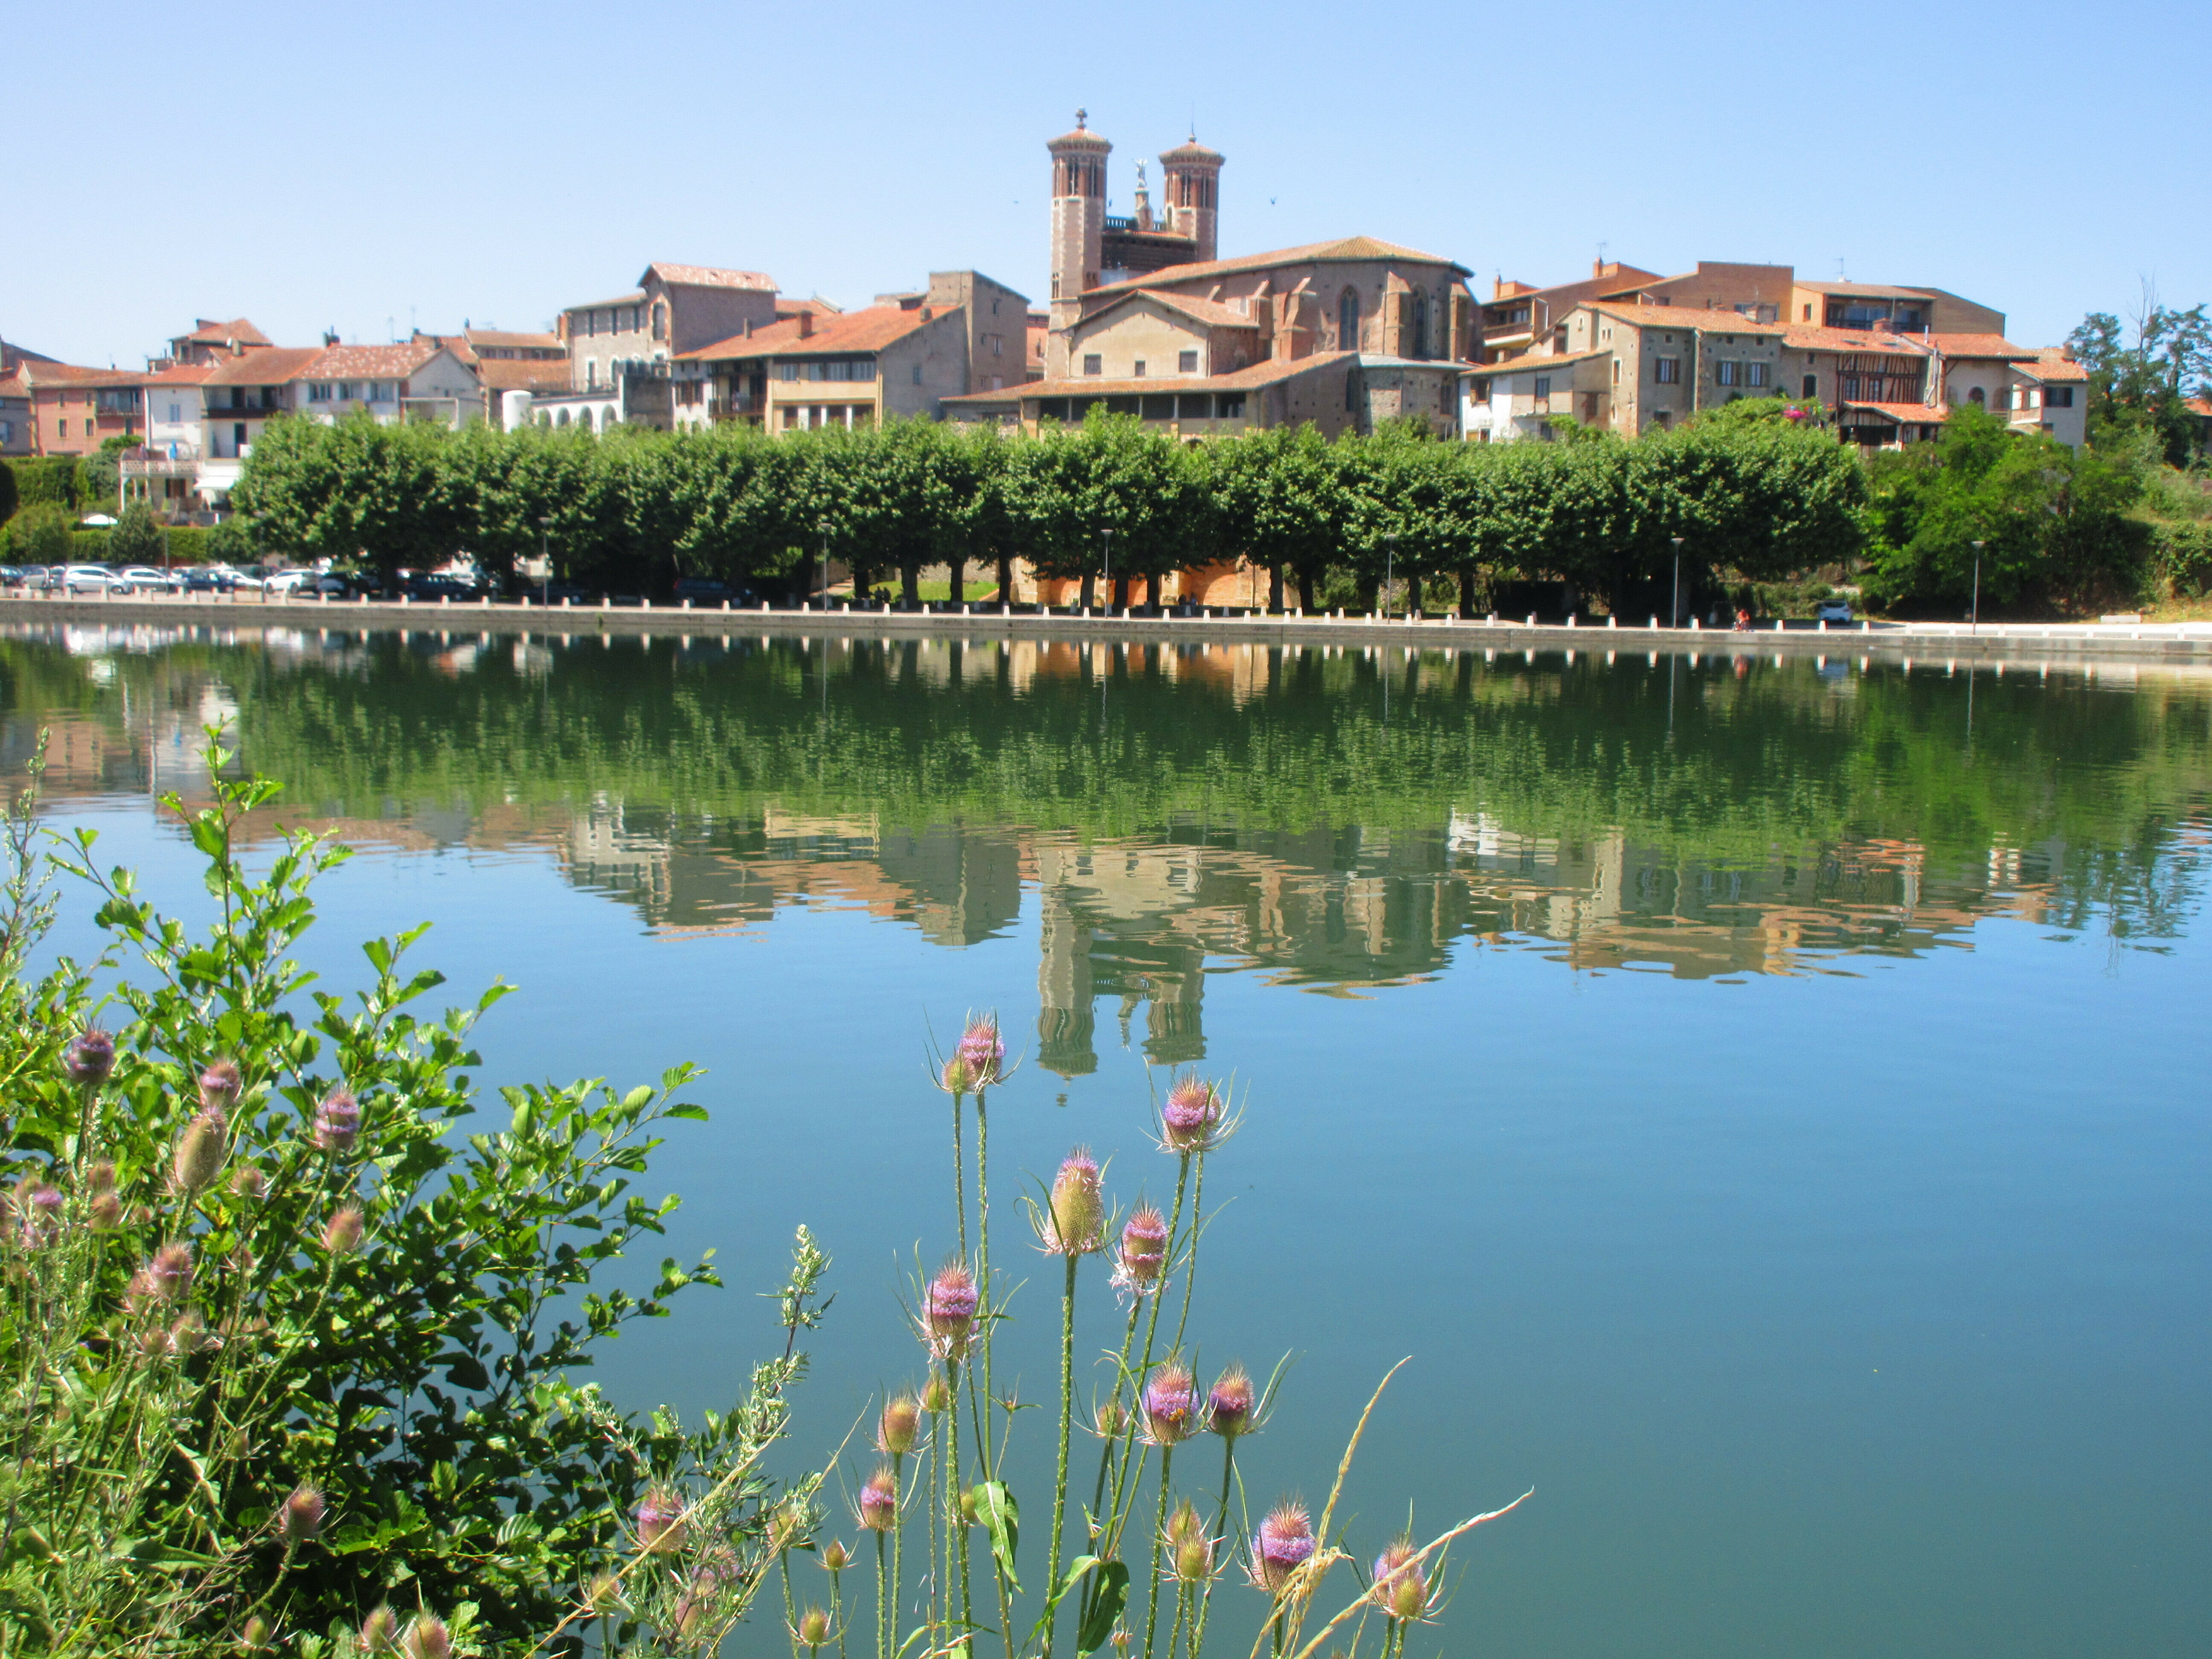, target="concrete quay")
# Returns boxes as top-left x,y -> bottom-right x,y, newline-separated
6,591 -> 2212,665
